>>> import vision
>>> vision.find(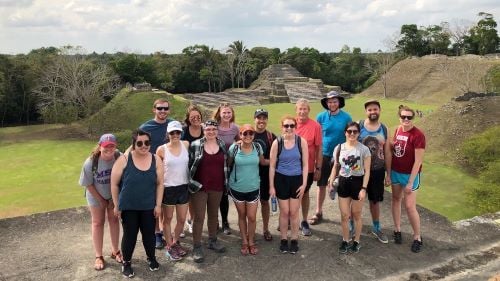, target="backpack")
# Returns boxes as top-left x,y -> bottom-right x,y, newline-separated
228,142 -> 262,182
276,135 -> 303,168
358,119 -> 388,140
